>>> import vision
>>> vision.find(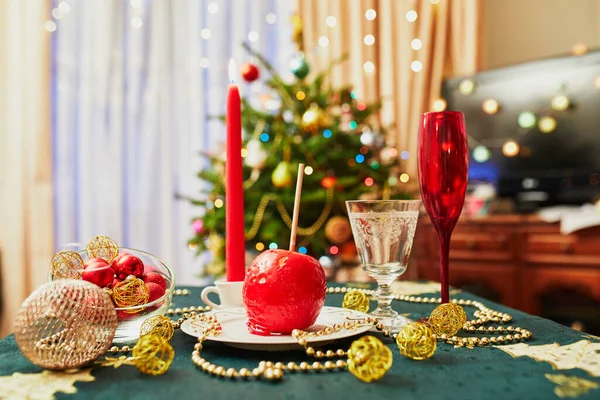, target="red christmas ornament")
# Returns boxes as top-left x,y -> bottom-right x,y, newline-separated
117,310 -> 136,321
192,219 -> 204,234
243,249 -> 326,335
339,241 -> 358,263
143,264 -> 159,274
143,272 -> 167,291
110,277 -> 122,289
321,176 -> 337,189
81,264 -> 115,288
240,63 -> 260,82
146,282 -> 166,303
112,254 -> 144,280
84,257 -> 108,269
